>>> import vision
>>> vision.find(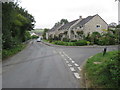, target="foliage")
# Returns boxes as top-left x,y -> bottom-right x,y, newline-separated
2,2 -> 35,59
63,38 -> 70,42
31,35 -> 39,39
50,40 -> 87,46
2,2 -> 35,49
116,25 -> 120,28
42,28 -> 49,39
74,40 -> 87,46
85,51 -> 120,88
90,32 -> 101,44
55,19 -> 68,25
2,44 -> 26,59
